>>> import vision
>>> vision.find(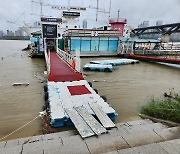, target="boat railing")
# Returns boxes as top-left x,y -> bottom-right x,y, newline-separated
57,48 -> 75,67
